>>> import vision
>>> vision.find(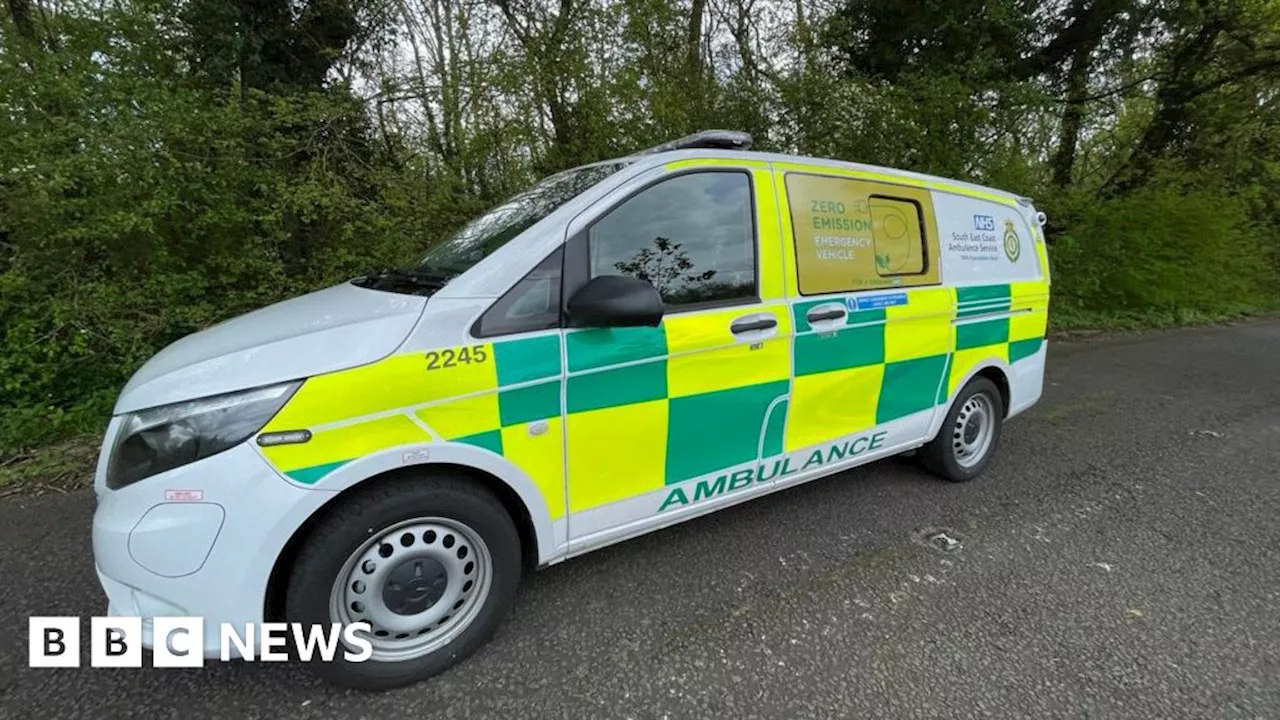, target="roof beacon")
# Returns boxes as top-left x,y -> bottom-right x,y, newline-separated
633,130 -> 753,156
